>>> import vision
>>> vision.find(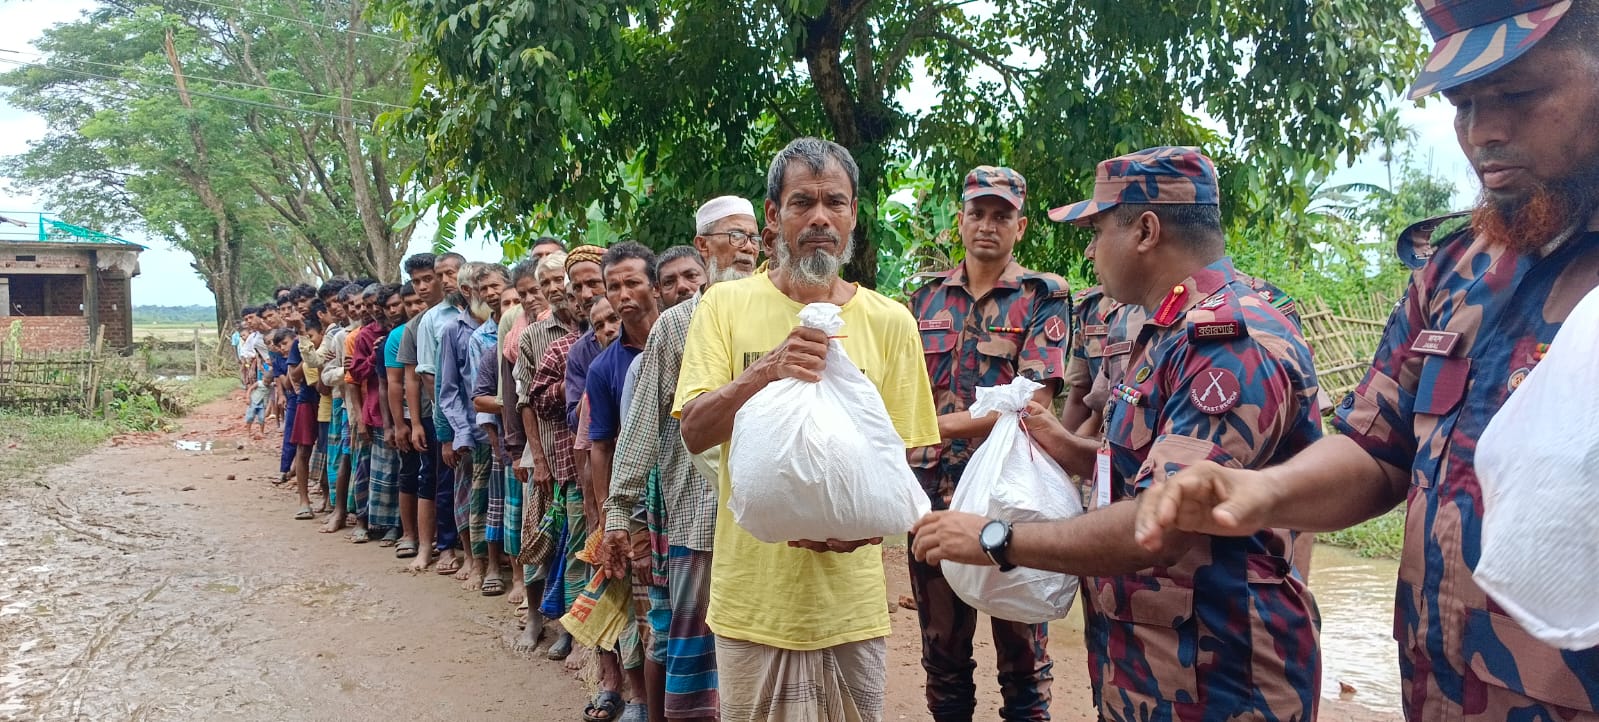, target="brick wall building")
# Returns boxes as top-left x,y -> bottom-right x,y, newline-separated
1,222 -> 143,354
